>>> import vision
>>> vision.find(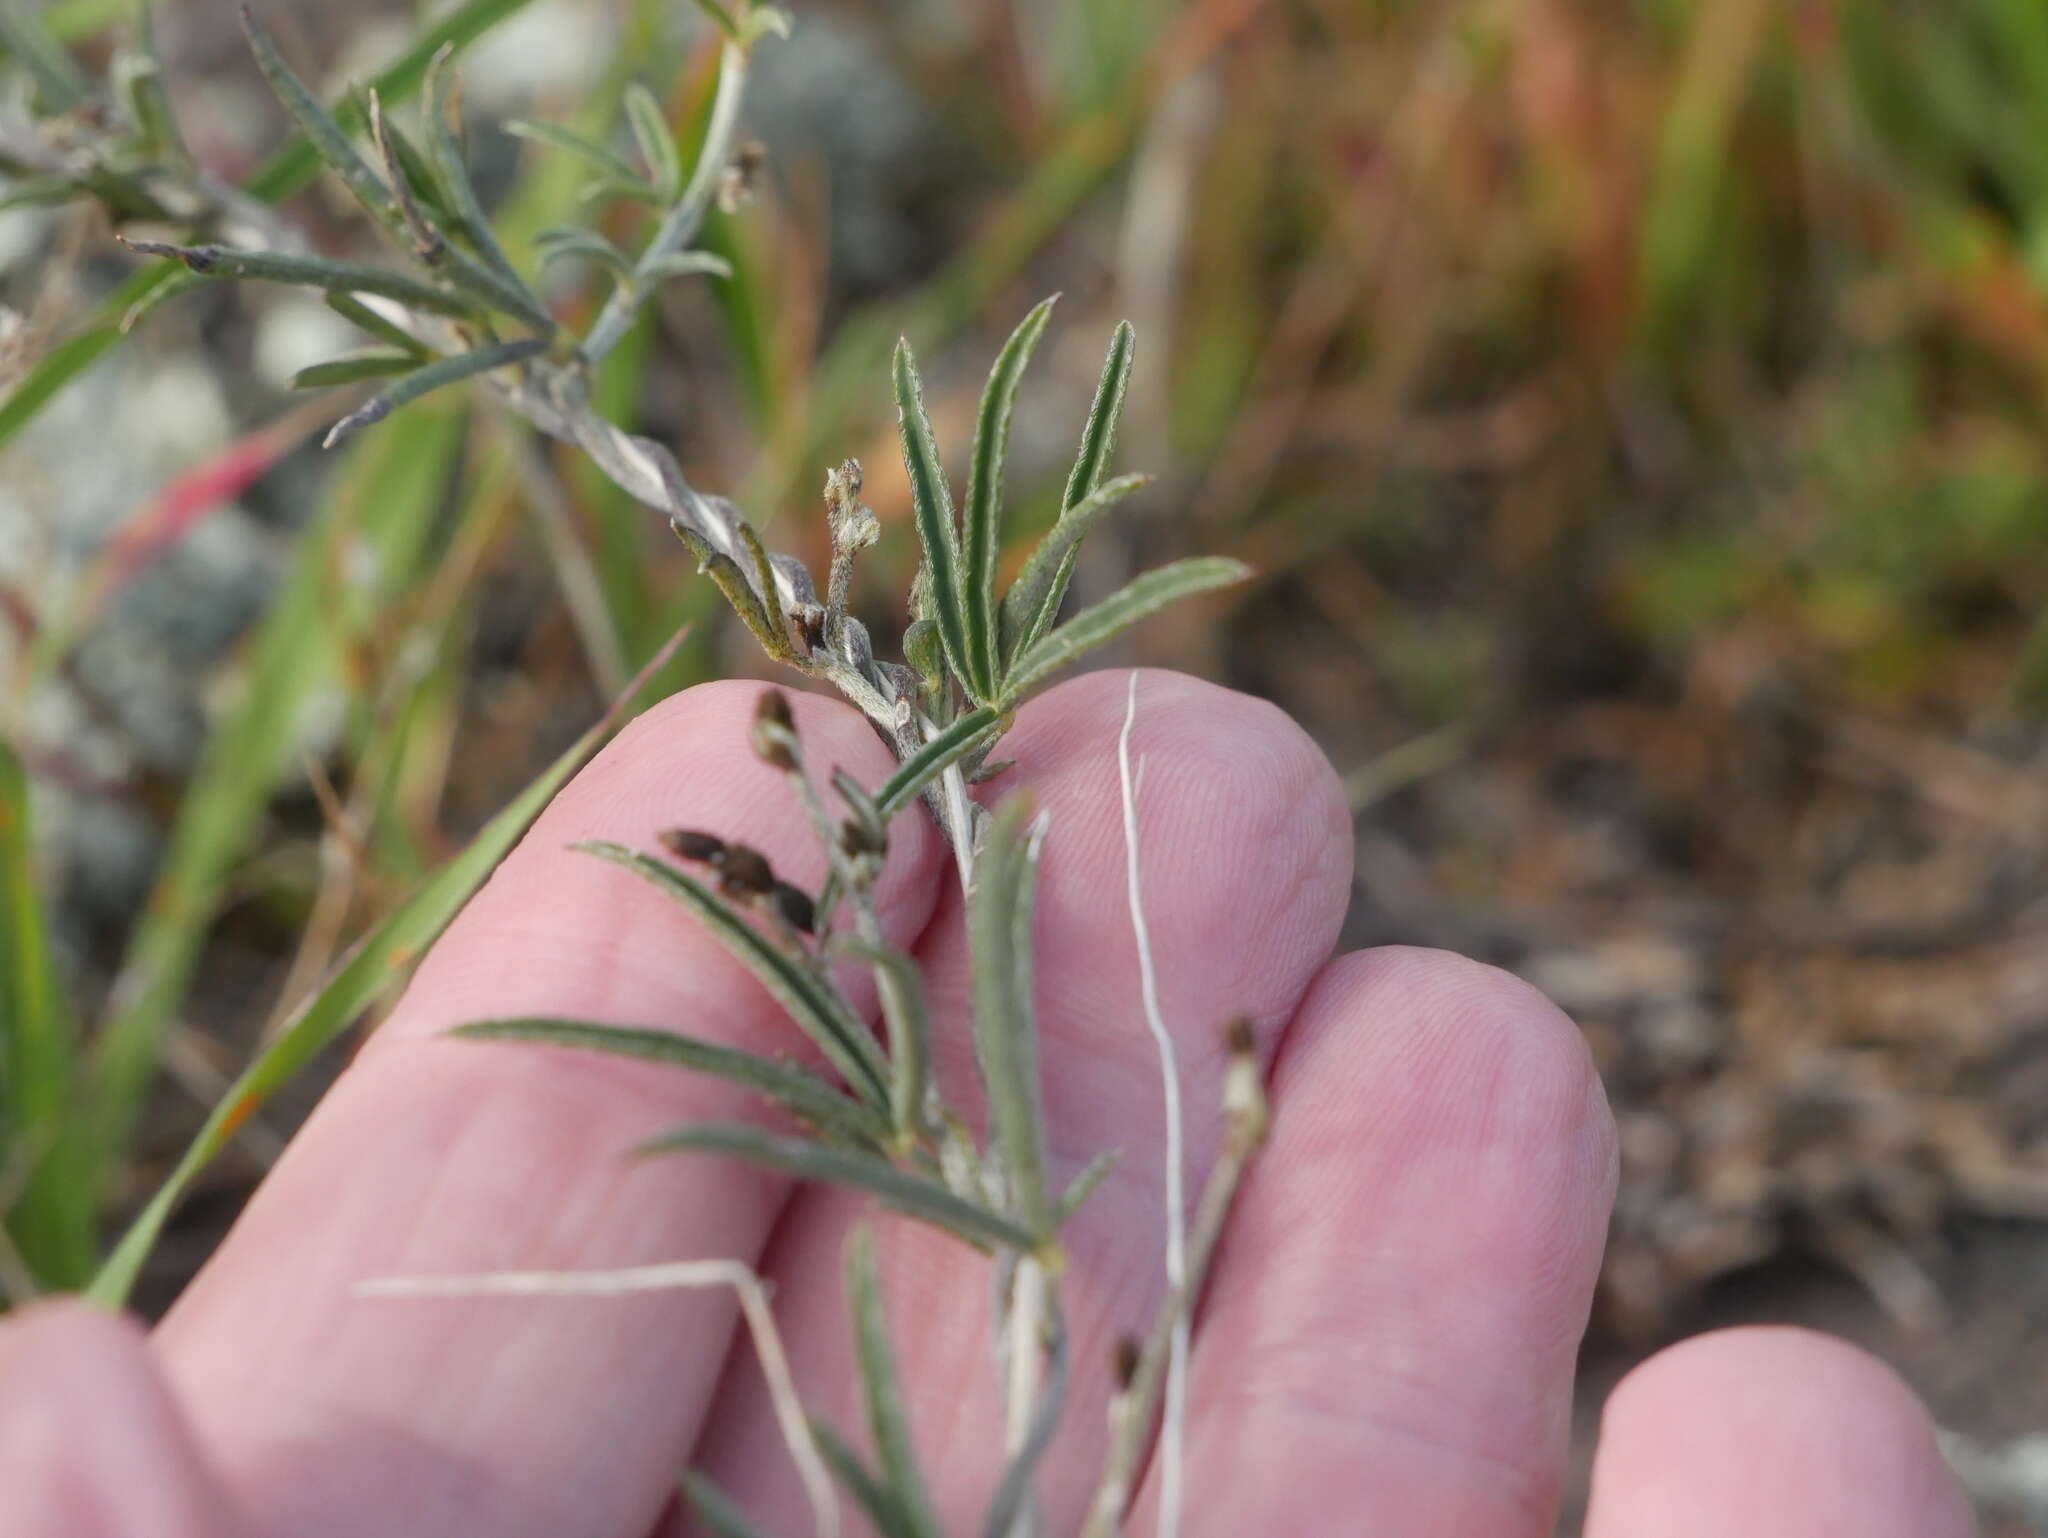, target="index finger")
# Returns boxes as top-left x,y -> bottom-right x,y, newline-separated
151,681 -> 944,1538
